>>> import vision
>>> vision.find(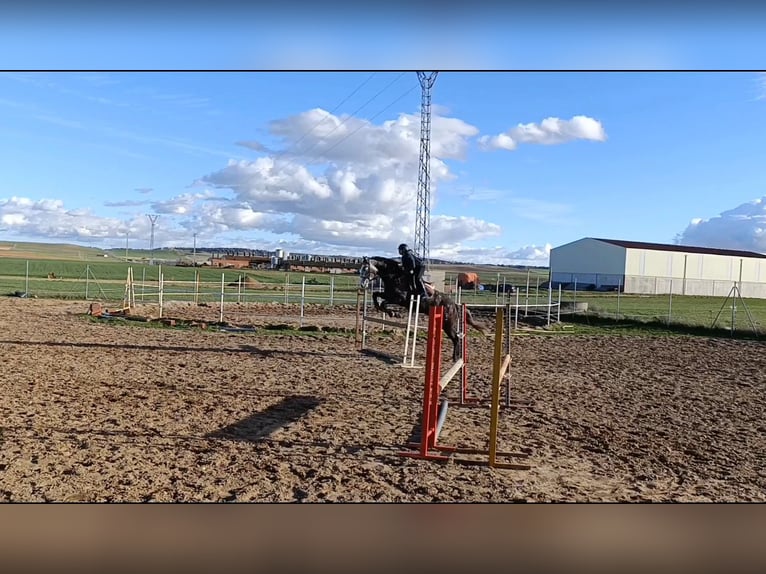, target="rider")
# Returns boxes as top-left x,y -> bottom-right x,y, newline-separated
398,243 -> 426,299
